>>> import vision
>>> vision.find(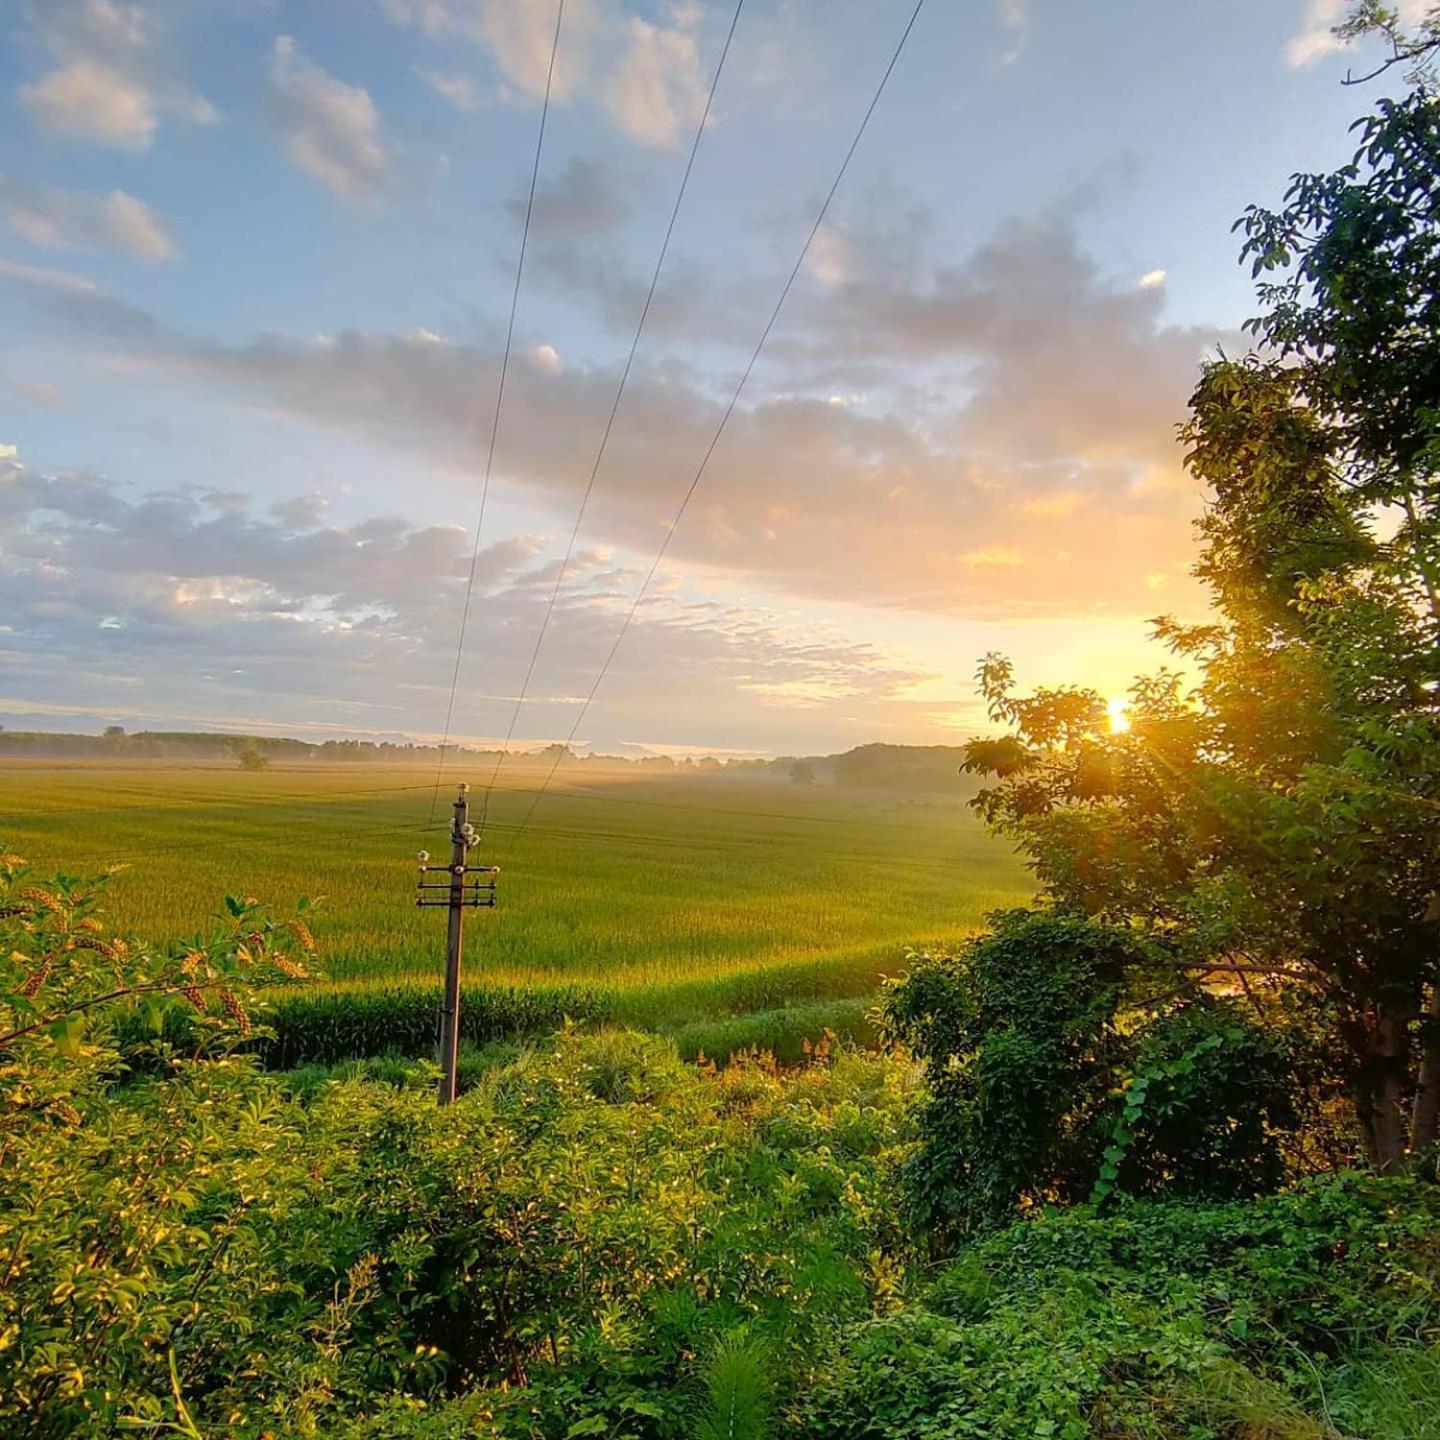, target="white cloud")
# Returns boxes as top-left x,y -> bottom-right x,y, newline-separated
268,37 -> 391,203
0,178 -> 176,262
604,14 -> 706,148
531,342 -> 560,371
806,226 -> 851,288
21,59 -> 157,150
1138,267 -> 1167,289
385,0 -> 713,147
17,0 -> 215,149
101,190 -> 176,260
10,200 -> 1219,625
477,0 -> 579,101
0,257 -> 98,293
419,68 -> 480,110
1287,0 -> 1432,67
1287,0 -> 1345,66
0,444 -> 932,752
997,0 -> 1029,66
